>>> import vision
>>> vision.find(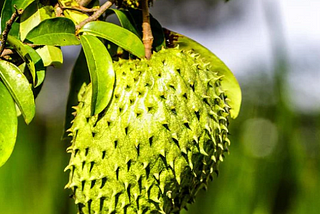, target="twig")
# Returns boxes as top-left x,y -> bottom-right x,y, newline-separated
76,0 -> 115,30
26,43 -> 43,48
0,49 -> 14,58
61,6 -> 98,13
0,6 -> 23,56
142,0 -> 153,59
54,3 -> 64,17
